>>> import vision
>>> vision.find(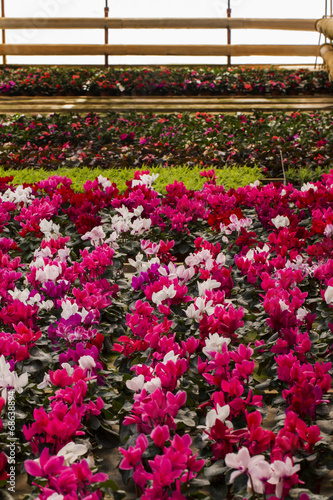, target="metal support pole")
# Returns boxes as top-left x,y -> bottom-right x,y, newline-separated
227,0 -> 231,67
1,0 -> 6,67
104,0 -> 109,67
